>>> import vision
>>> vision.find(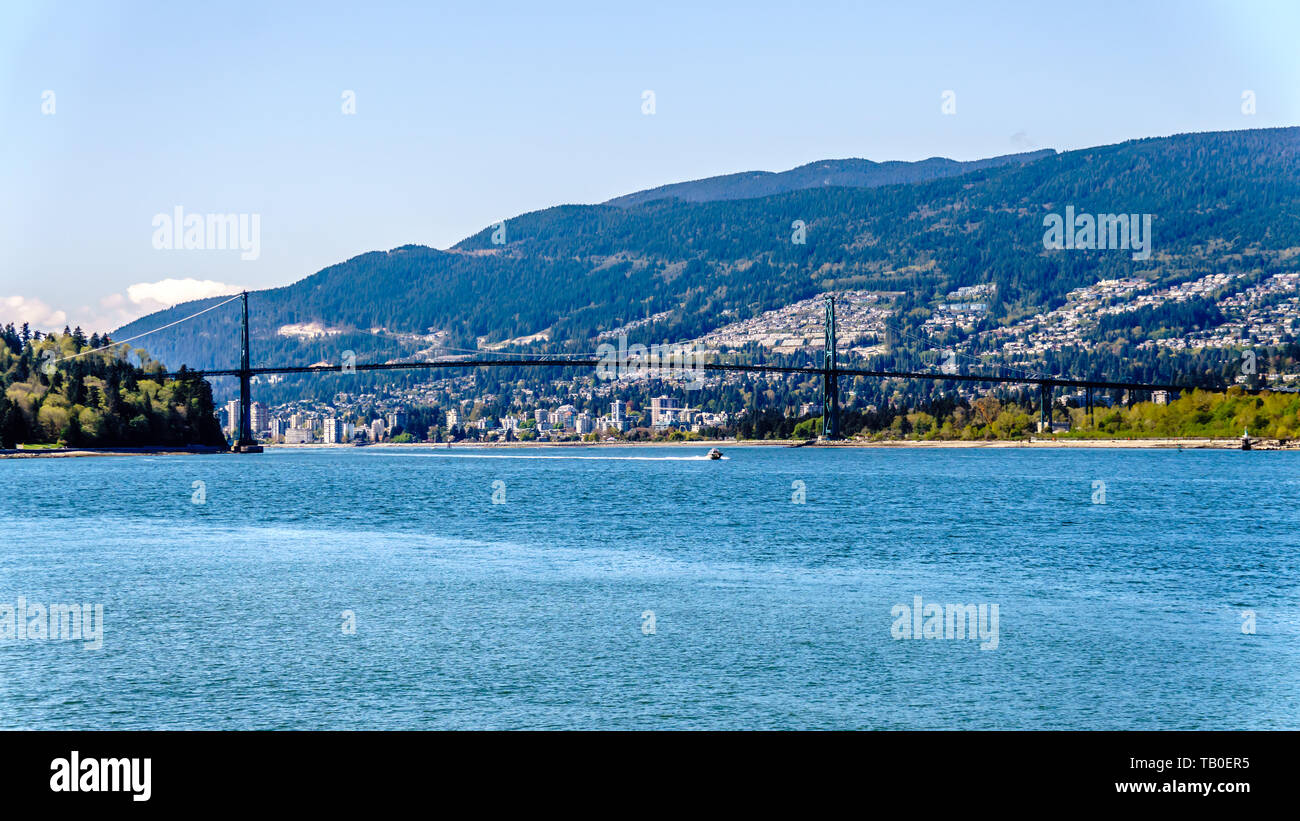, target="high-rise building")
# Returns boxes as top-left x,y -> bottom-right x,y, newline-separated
385,410 -> 408,432
370,419 -> 385,442
650,396 -> 680,430
324,417 -> 344,444
270,418 -> 288,441
575,413 -> 593,434
250,402 -> 268,434
609,400 -> 628,432
225,400 -> 240,436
